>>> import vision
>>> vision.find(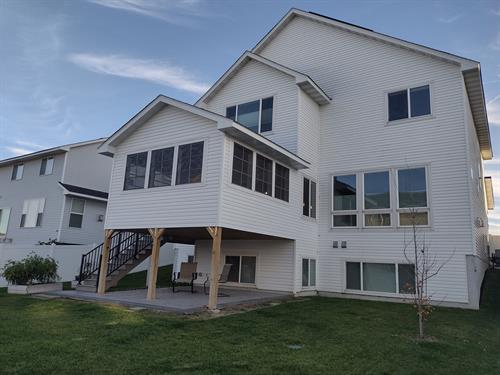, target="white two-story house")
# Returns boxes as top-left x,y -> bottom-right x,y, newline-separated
93,9 -> 494,309
0,138 -> 112,245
